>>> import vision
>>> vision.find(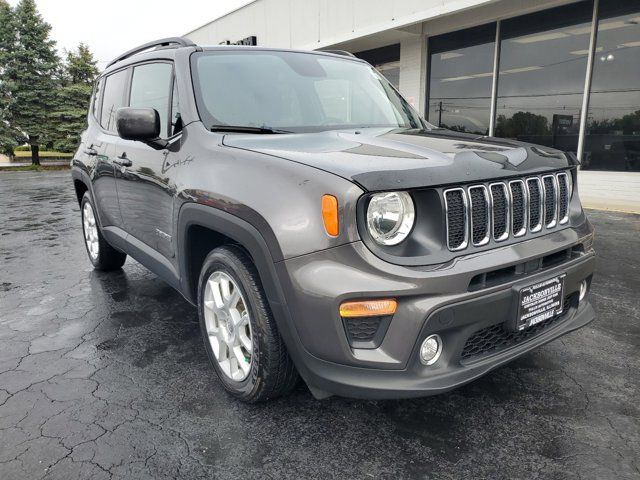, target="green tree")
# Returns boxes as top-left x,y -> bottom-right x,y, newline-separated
65,43 -> 99,84
495,111 -> 551,139
0,0 -> 19,158
4,0 -> 60,165
51,43 -> 98,152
